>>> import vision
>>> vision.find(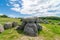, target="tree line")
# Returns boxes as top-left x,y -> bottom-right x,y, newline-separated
39,16 -> 60,20
0,15 -> 60,20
